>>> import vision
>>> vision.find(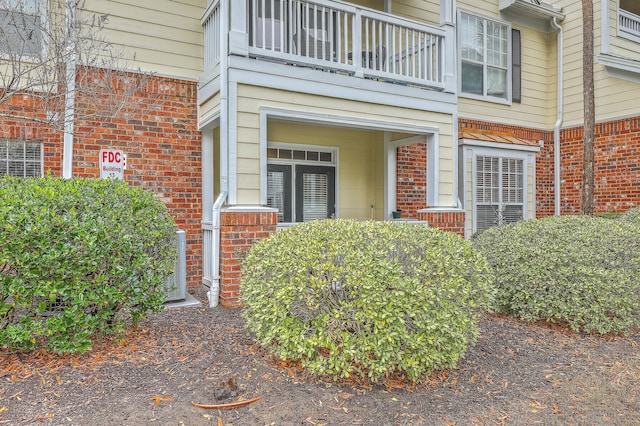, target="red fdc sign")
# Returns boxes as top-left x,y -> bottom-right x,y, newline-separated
100,149 -> 126,180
